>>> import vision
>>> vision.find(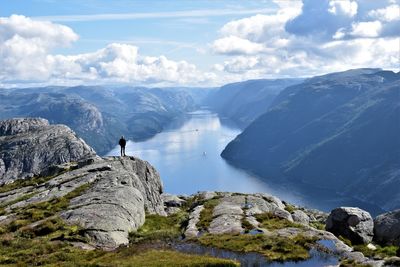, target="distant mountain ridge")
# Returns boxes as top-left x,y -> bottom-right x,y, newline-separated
222,69 -> 400,211
204,78 -> 302,127
0,86 -> 205,154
